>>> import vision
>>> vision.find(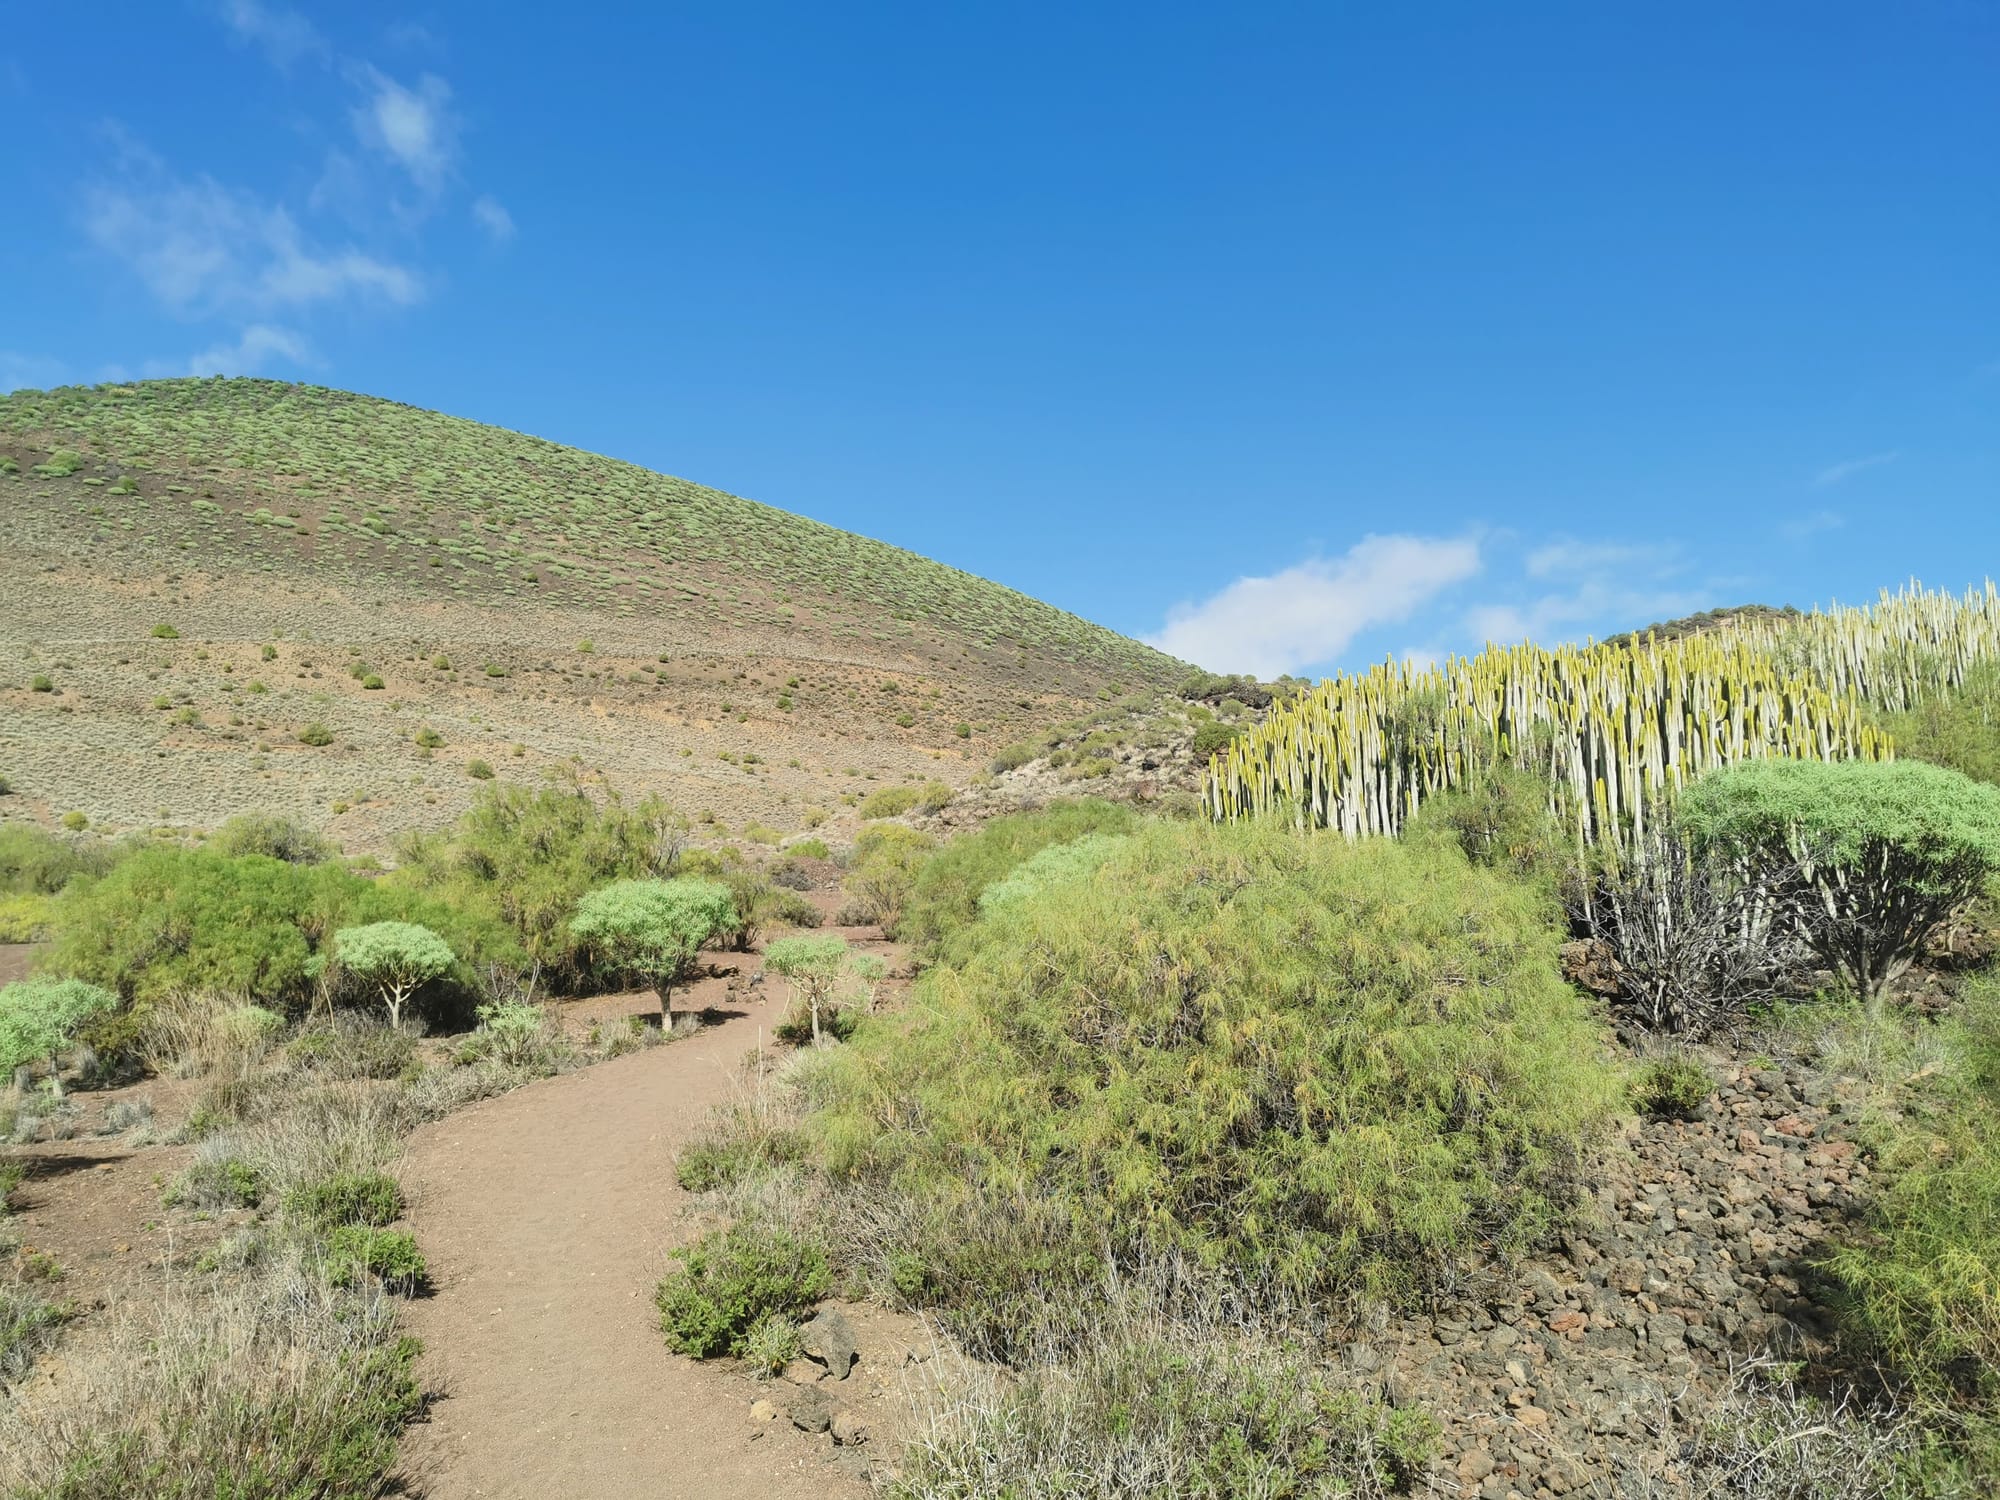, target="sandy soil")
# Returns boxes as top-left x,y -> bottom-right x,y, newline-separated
395,941 -> 921,1499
